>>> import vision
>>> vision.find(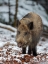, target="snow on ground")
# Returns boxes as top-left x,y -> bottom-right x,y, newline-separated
0,23 -> 48,64
37,37 -> 48,54
0,23 -> 48,53
0,0 -> 48,26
